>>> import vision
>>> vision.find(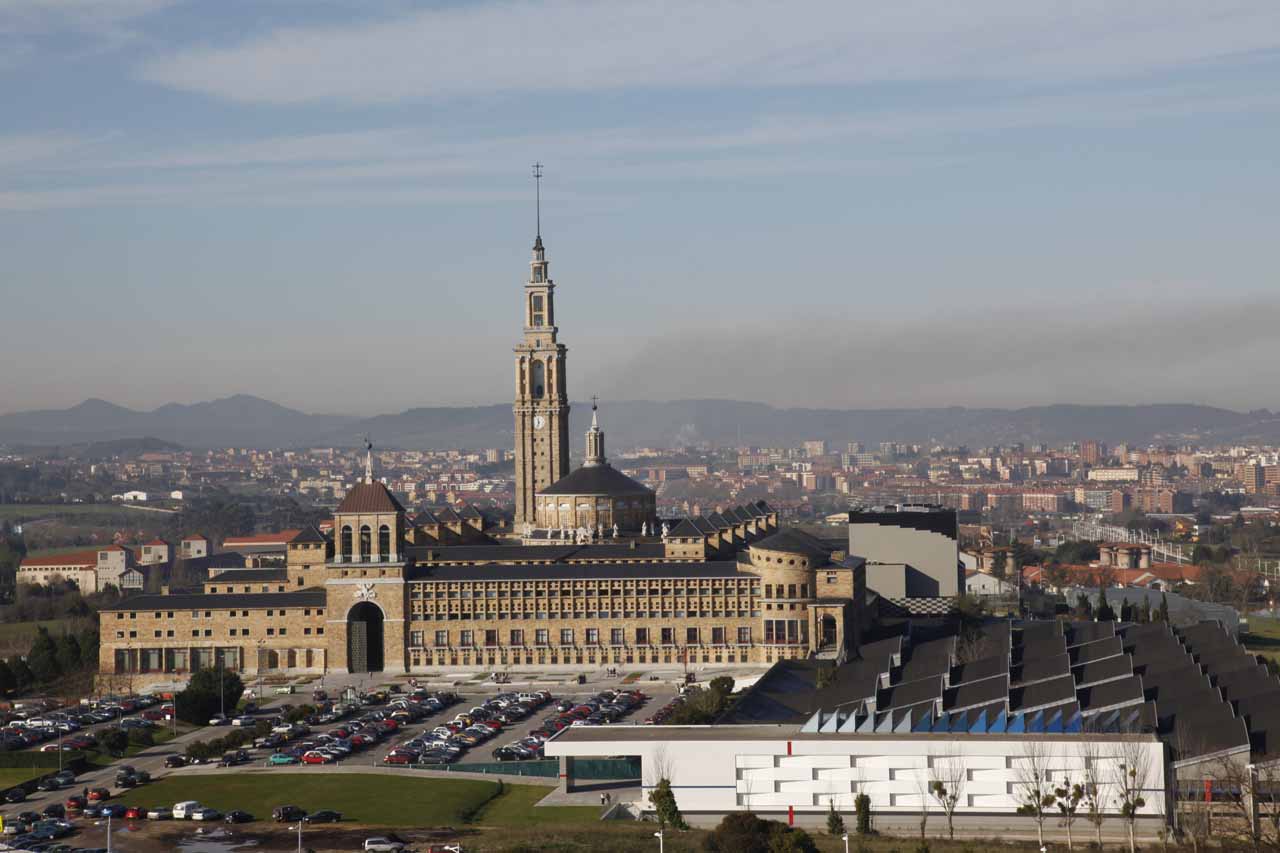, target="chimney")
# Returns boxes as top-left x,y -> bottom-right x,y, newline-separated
160,584 -> 170,595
